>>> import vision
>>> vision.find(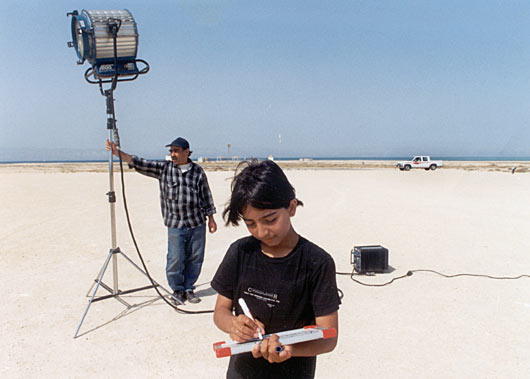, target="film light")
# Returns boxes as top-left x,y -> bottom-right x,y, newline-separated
67,9 -> 147,79
67,9 -> 156,338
